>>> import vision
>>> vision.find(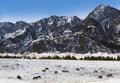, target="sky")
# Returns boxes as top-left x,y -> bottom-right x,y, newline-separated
0,0 -> 120,23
